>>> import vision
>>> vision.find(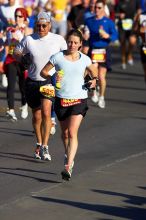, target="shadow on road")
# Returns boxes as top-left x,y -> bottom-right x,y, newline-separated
32,195 -> 146,219
0,166 -> 59,183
